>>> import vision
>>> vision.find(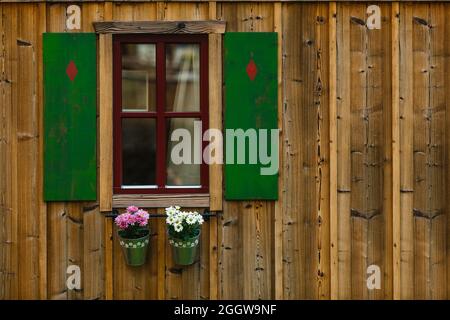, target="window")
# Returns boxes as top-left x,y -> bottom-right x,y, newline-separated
113,34 -> 209,194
